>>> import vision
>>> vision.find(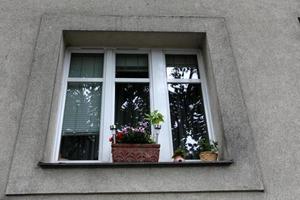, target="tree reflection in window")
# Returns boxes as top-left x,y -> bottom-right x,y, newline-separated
166,55 -> 200,79
168,83 -> 208,159
115,83 -> 150,128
